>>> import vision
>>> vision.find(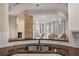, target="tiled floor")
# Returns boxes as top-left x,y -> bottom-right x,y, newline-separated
13,53 -> 62,56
